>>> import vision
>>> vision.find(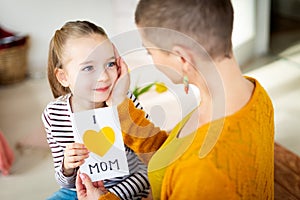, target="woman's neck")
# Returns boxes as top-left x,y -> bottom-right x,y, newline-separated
216,57 -> 254,116
190,56 -> 254,127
